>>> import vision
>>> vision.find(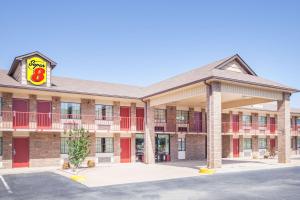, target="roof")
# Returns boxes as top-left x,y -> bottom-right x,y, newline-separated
0,53 -> 299,99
